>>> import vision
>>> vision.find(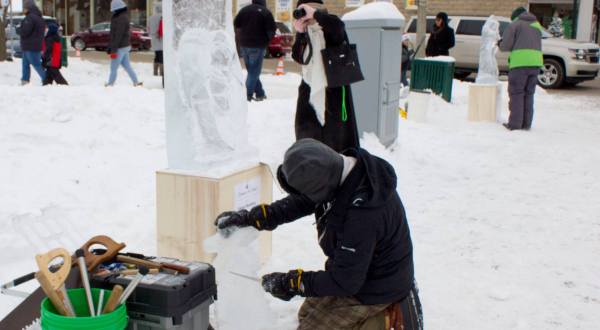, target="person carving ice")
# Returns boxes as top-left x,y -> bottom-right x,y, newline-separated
215,139 -> 423,329
291,0 -> 360,153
